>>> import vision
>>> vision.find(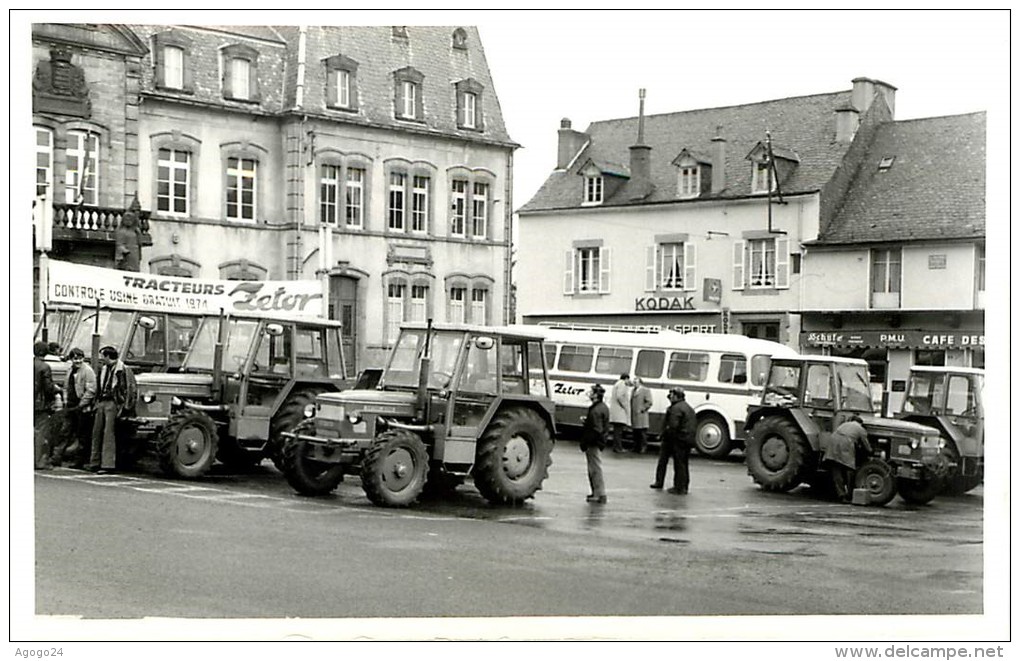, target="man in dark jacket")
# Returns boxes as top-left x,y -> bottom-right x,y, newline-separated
822,415 -> 872,501
580,383 -> 610,504
651,387 -> 697,494
87,346 -> 128,474
34,341 -> 59,470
